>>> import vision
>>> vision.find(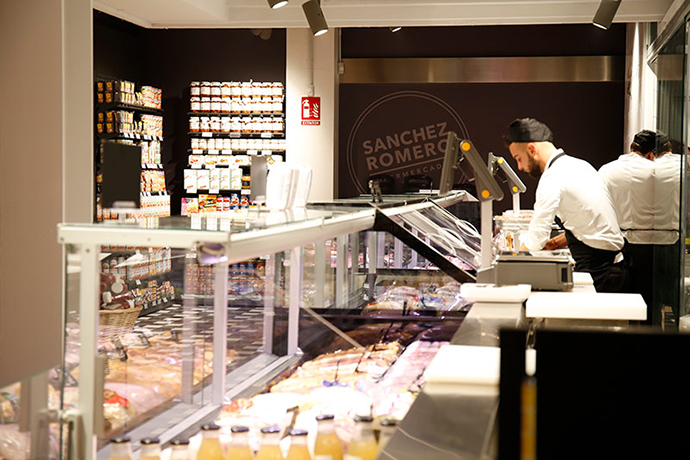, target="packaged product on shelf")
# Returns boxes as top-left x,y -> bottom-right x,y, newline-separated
209,169 -> 221,192
218,156 -> 231,166
181,198 -> 197,215
188,155 -> 203,168
190,81 -> 201,97
184,169 -> 198,192
201,97 -> 211,112
205,155 -> 219,168
201,81 -> 212,97
197,170 -> 210,190
220,168 -> 231,190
